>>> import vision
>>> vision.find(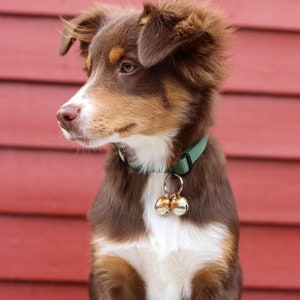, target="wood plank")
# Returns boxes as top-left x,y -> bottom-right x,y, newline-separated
1,148 -> 300,225
1,283 -> 300,300
243,289 -> 300,300
0,82 -> 81,149
0,148 -> 103,216
1,82 -> 300,160
0,0 -> 96,16
0,0 -> 141,17
214,94 -> 300,159
0,215 -> 299,290
212,0 -> 300,31
0,16 -> 84,84
0,282 -> 88,300
228,159 -> 300,225
240,225 -> 300,290
0,216 -> 90,282
1,16 -> 300,95
1,0 -> 300,32
225,29 -> 300,95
